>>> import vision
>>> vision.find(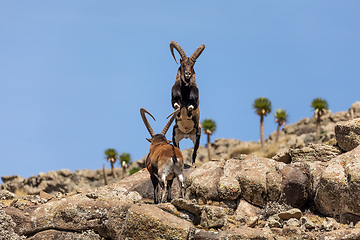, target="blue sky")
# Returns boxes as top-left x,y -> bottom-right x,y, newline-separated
1,1 -> 359,181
